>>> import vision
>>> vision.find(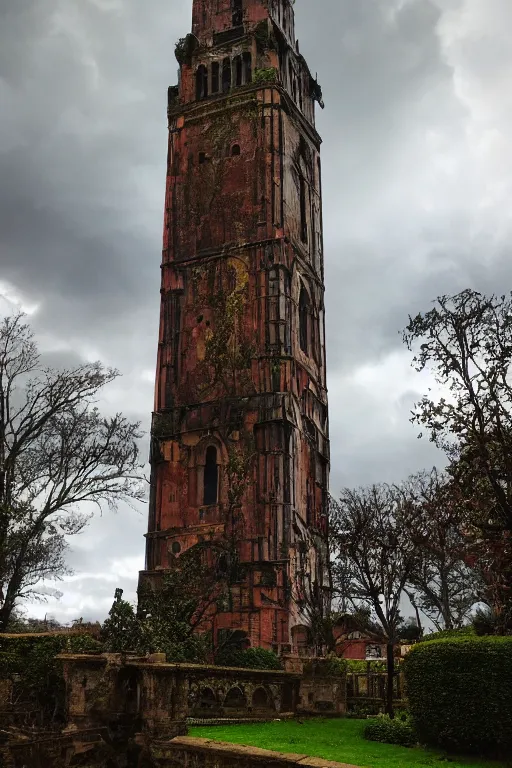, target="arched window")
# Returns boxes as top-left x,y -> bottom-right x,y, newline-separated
231,144 -> 241,156
196,65 -> 208,100
232,0 -> 243,27
211,61 -> 220,94
203,446 -> 218,505
243,52 -> 252,84
222,58 -> 232,93
234,55 -> 243,87
299,176 -> 308,243
299,285 -> 309,355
